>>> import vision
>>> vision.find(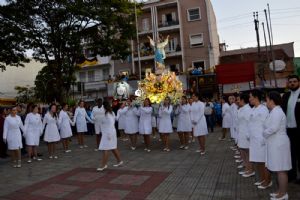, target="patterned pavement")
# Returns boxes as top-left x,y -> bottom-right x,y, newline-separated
0,128 -> 299,200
